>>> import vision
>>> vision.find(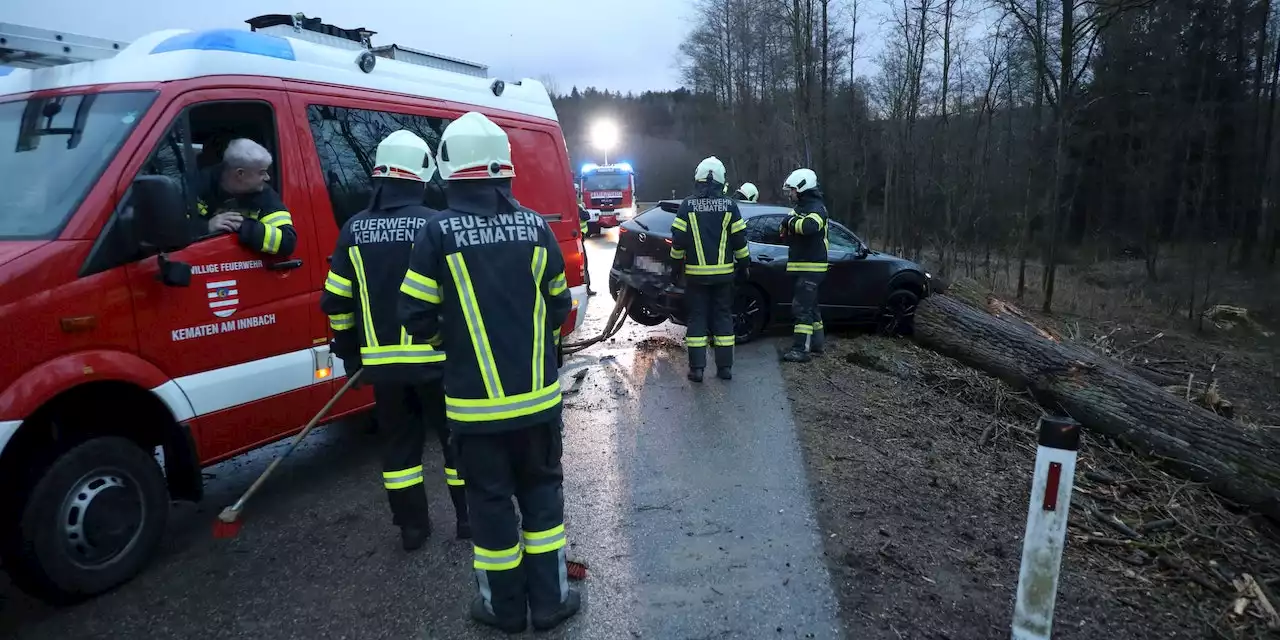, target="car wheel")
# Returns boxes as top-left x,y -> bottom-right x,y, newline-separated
626,296 -> 668,326
4,436 -> 169,604
733,284 -> 767,343
878,288 -> 920,336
